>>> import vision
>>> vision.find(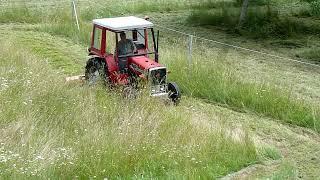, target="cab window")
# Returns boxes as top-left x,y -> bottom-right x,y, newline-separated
133,30 -> 146,50
93,27 -> 102,50
106,31 -> 116,55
